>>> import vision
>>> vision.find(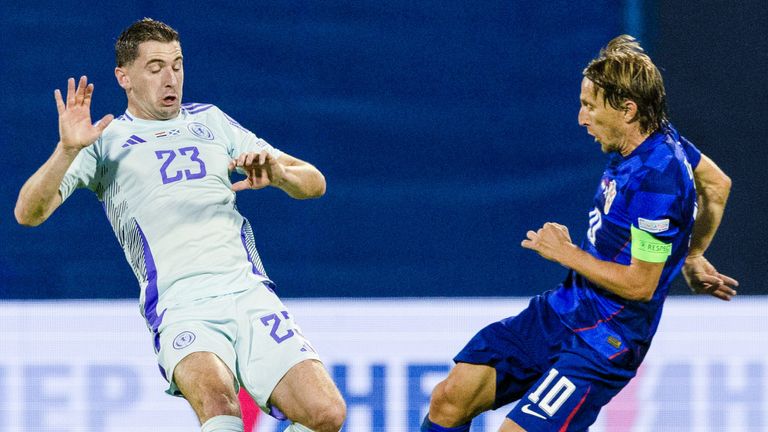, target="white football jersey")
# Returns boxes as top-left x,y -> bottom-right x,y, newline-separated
59,103 -> 282,332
